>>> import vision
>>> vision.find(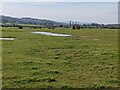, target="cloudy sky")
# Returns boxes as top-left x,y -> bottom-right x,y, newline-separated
1,2 -> 118,24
